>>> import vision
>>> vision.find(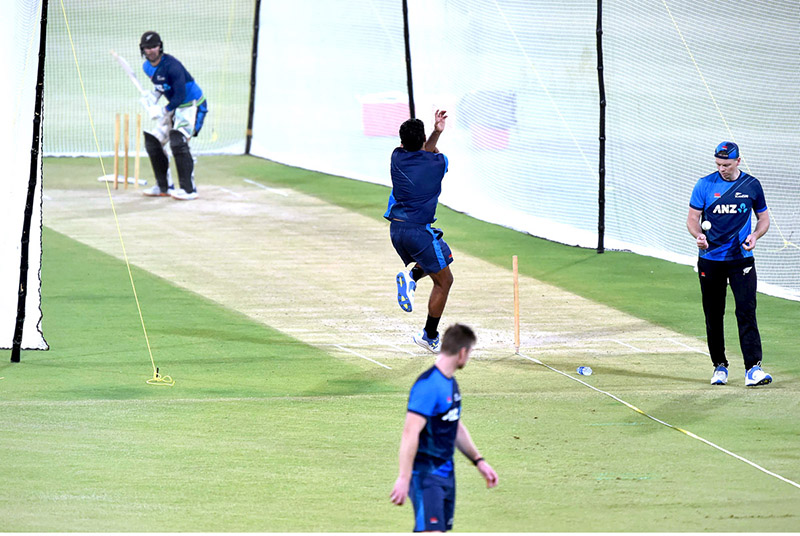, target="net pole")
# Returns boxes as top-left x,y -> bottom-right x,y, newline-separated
596,0 -> 606,254
402,0 -> 416,119
244,0 -> 262,155
11,0 -> 49,363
